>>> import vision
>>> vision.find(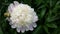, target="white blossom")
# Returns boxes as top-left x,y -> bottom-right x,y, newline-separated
6,1 -> 38,33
